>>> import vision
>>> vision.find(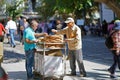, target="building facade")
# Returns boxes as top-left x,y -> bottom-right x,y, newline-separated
99,3 -> 115,23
